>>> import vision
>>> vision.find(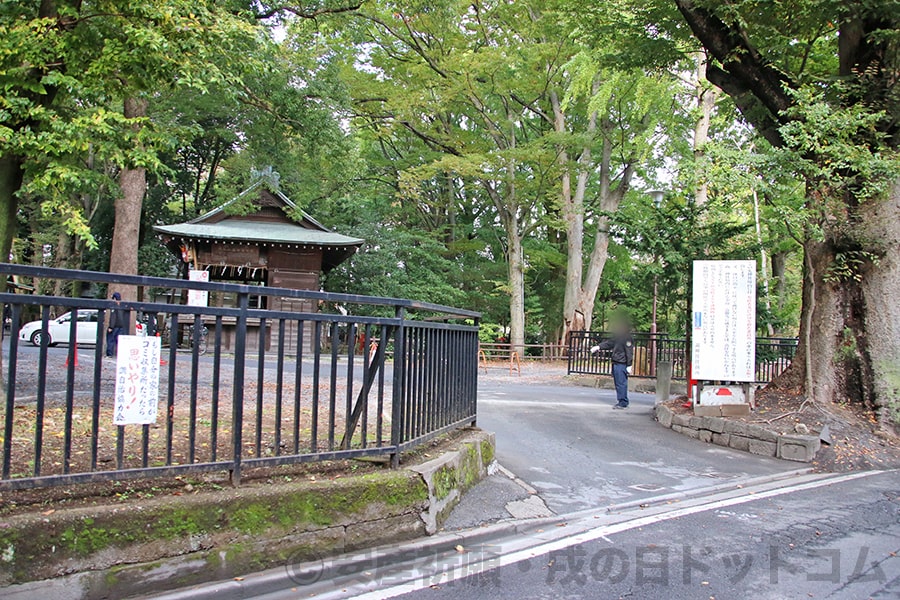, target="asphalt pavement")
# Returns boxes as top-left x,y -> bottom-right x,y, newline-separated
385,469 -> 900,600
467,380 -> 798,516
